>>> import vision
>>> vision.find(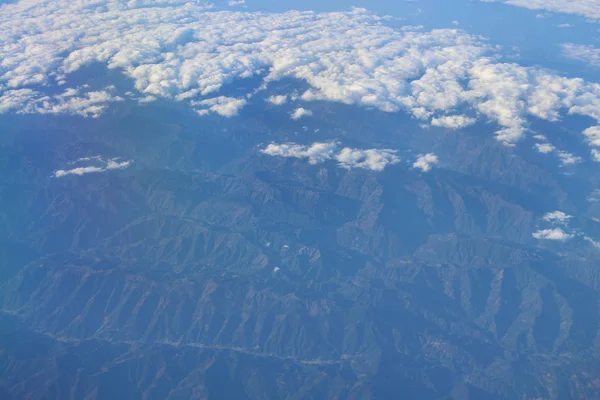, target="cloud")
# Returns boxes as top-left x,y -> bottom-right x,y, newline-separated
0,87 -> 122,118
1,0 -> 600,155
335,148 -> 400,171
557,150 -> 582,165
562,43 -> 600,68
535,142 -> 555,153
54,157 -> 132,177
482,0 -> 600,21
192,96 -> 246,117
532,228 -> 574,241
430,115 -> 476,129
261,141 -> 399,171
543,210 -> 573,225
266,95 -> 288,106
291,107 -> 312,120
412,153 -> 439,172
532,136 -> 584,165
261,142 -> 338,165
